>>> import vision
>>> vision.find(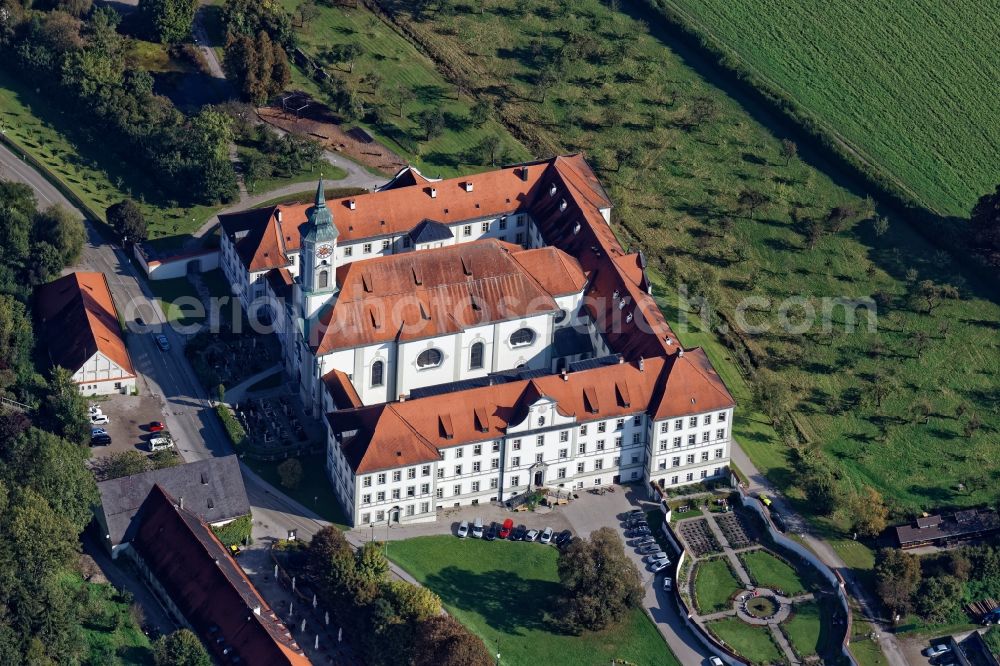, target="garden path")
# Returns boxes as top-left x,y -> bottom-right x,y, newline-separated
224,363 -> 285,403
769,622 -> 800,665
701,507 -> 753,586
